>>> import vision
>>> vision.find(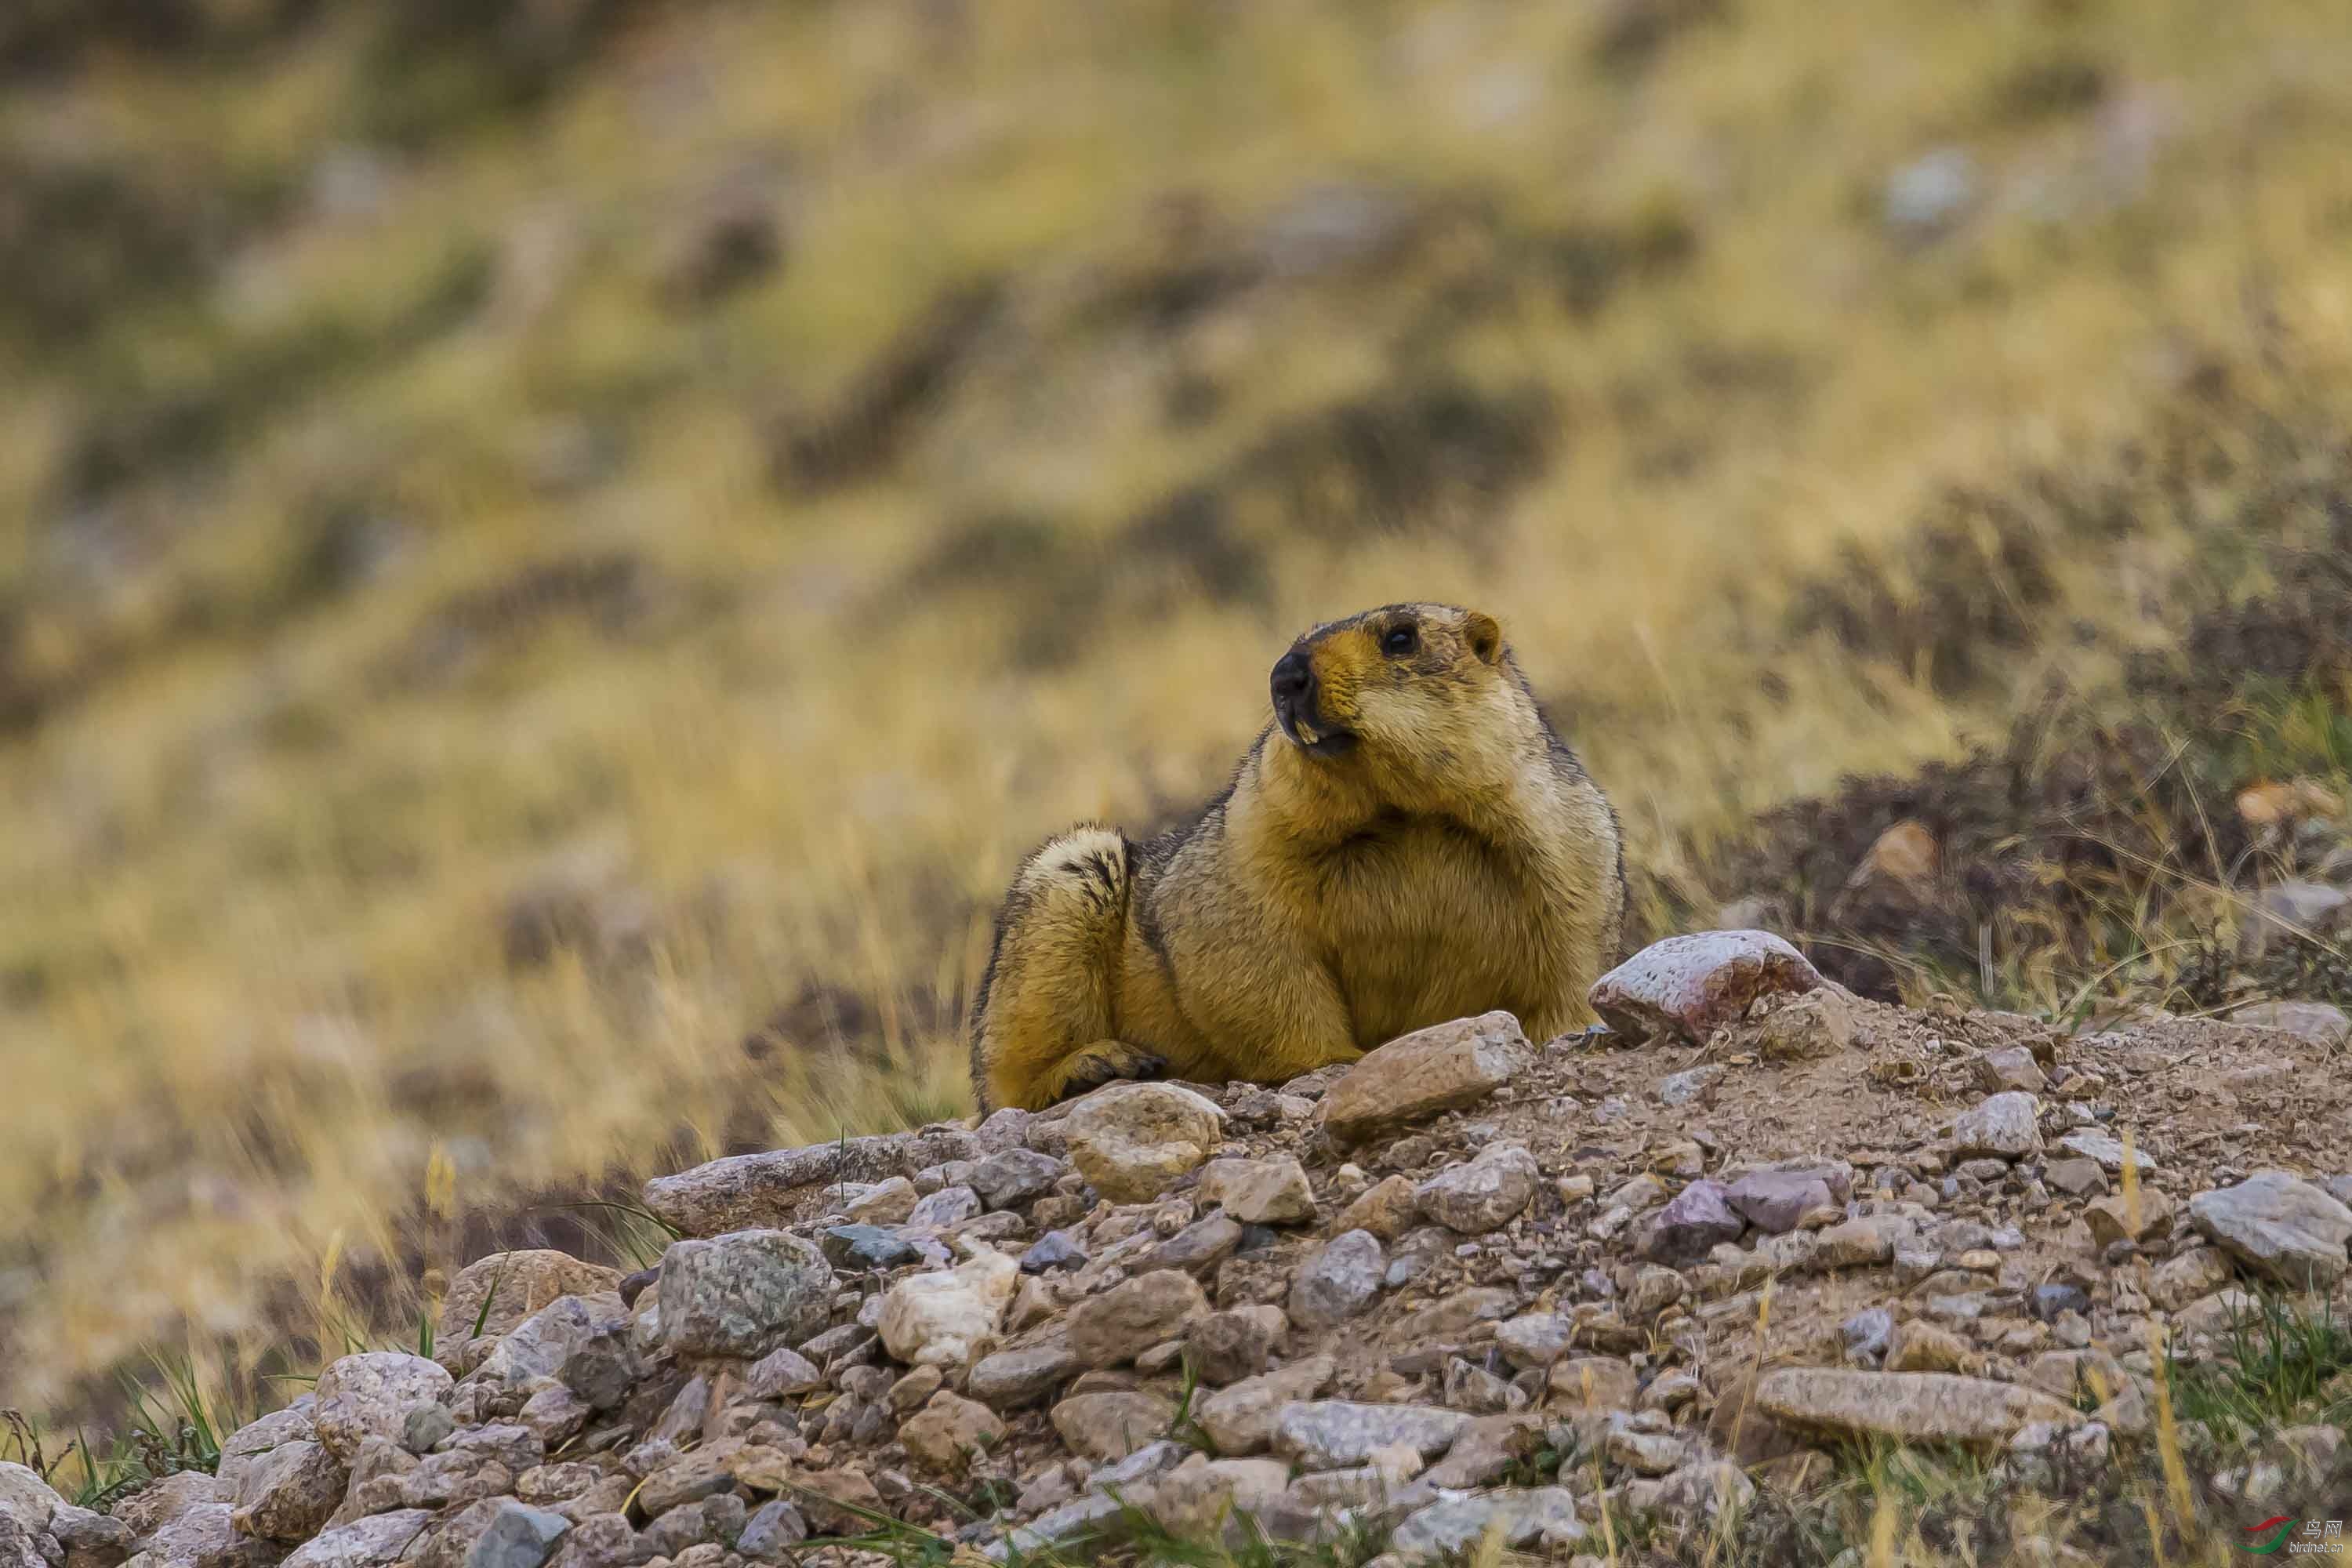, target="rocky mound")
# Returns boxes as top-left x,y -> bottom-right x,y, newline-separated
9,935 -> 2350,1568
